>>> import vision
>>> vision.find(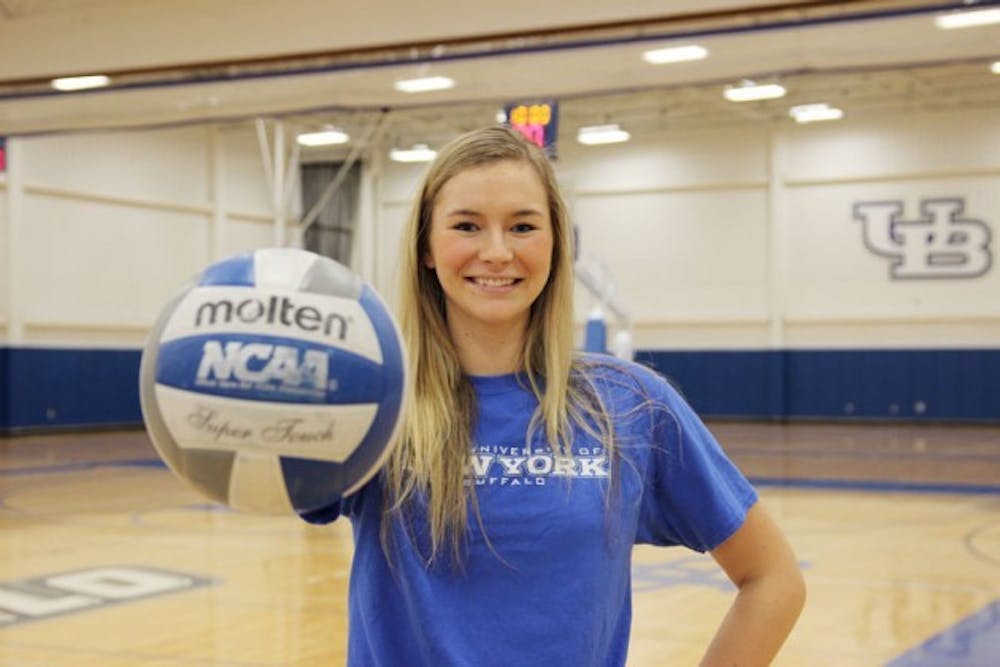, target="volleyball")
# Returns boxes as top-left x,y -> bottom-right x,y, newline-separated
139,248 -> 406,515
